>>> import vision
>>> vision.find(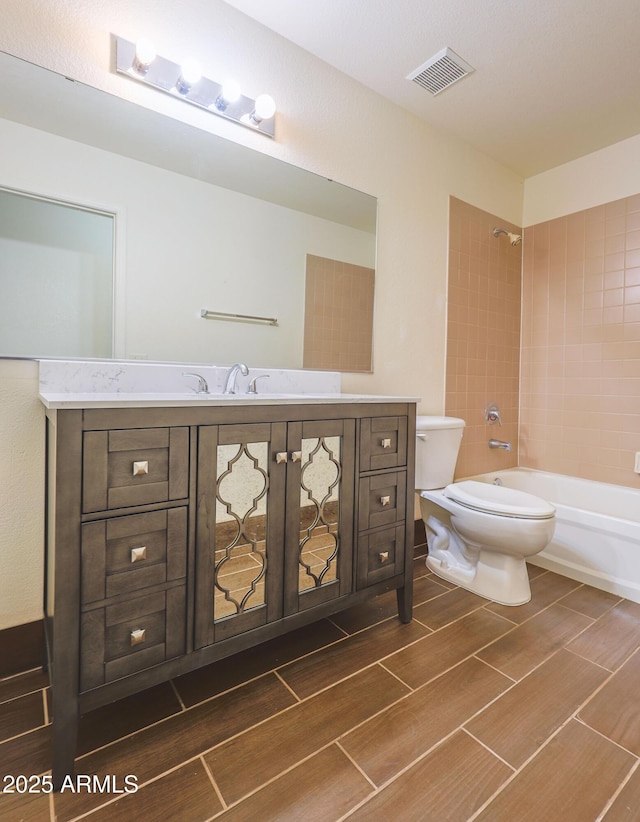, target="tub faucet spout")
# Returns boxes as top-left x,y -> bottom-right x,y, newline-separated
223,362 -> 249,394
489,439 -> 512,452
